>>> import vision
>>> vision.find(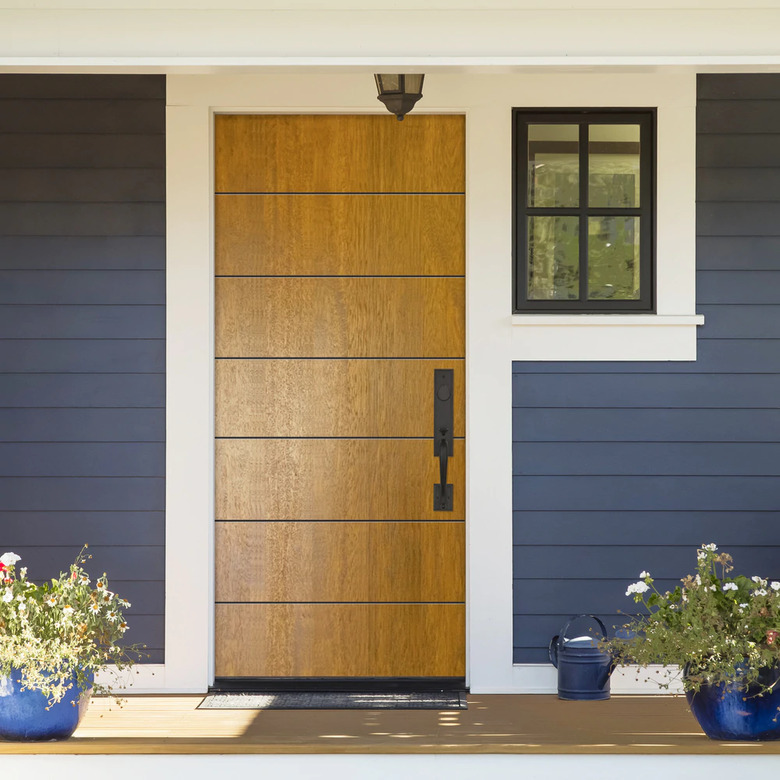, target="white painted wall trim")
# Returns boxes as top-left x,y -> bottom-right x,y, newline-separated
506,664 -> 684,695
158,71 -> 699,695
2,756 -> 775,780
